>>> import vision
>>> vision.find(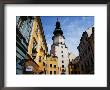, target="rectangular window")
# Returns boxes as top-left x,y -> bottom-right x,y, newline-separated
74,71 -> 77,74
54,71 -> 56,74
74,64 -> 77,69
50,71 -> 52,74
62,60 -> 64,63
87,61 -> 89,66
39,56 -> 41,62
62,55 -> 63,58
61,51 -> 63,53
62,65 -> 64,68
71,71 -> 73,74
50,64 -> 52,67
54,65 -> 56,68
61,46 -> 63,48
88,46 -> 91,52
